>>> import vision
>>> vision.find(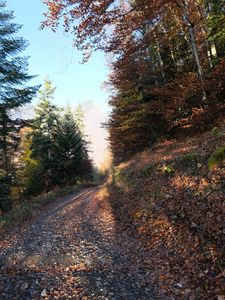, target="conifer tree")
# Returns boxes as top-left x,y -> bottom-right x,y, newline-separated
74,104 -> 85,136
0,2 -> 37,210
55,107 -> 91,185
30,79 -> 59,188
